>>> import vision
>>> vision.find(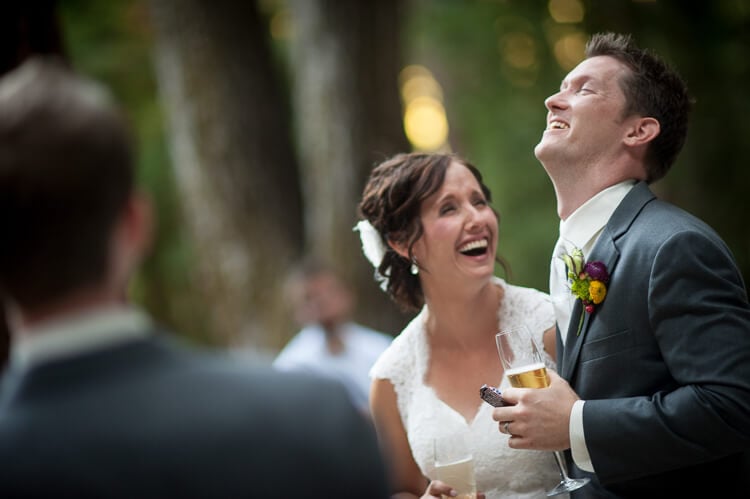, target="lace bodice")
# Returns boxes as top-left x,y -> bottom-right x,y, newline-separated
370,277 -> 567,498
